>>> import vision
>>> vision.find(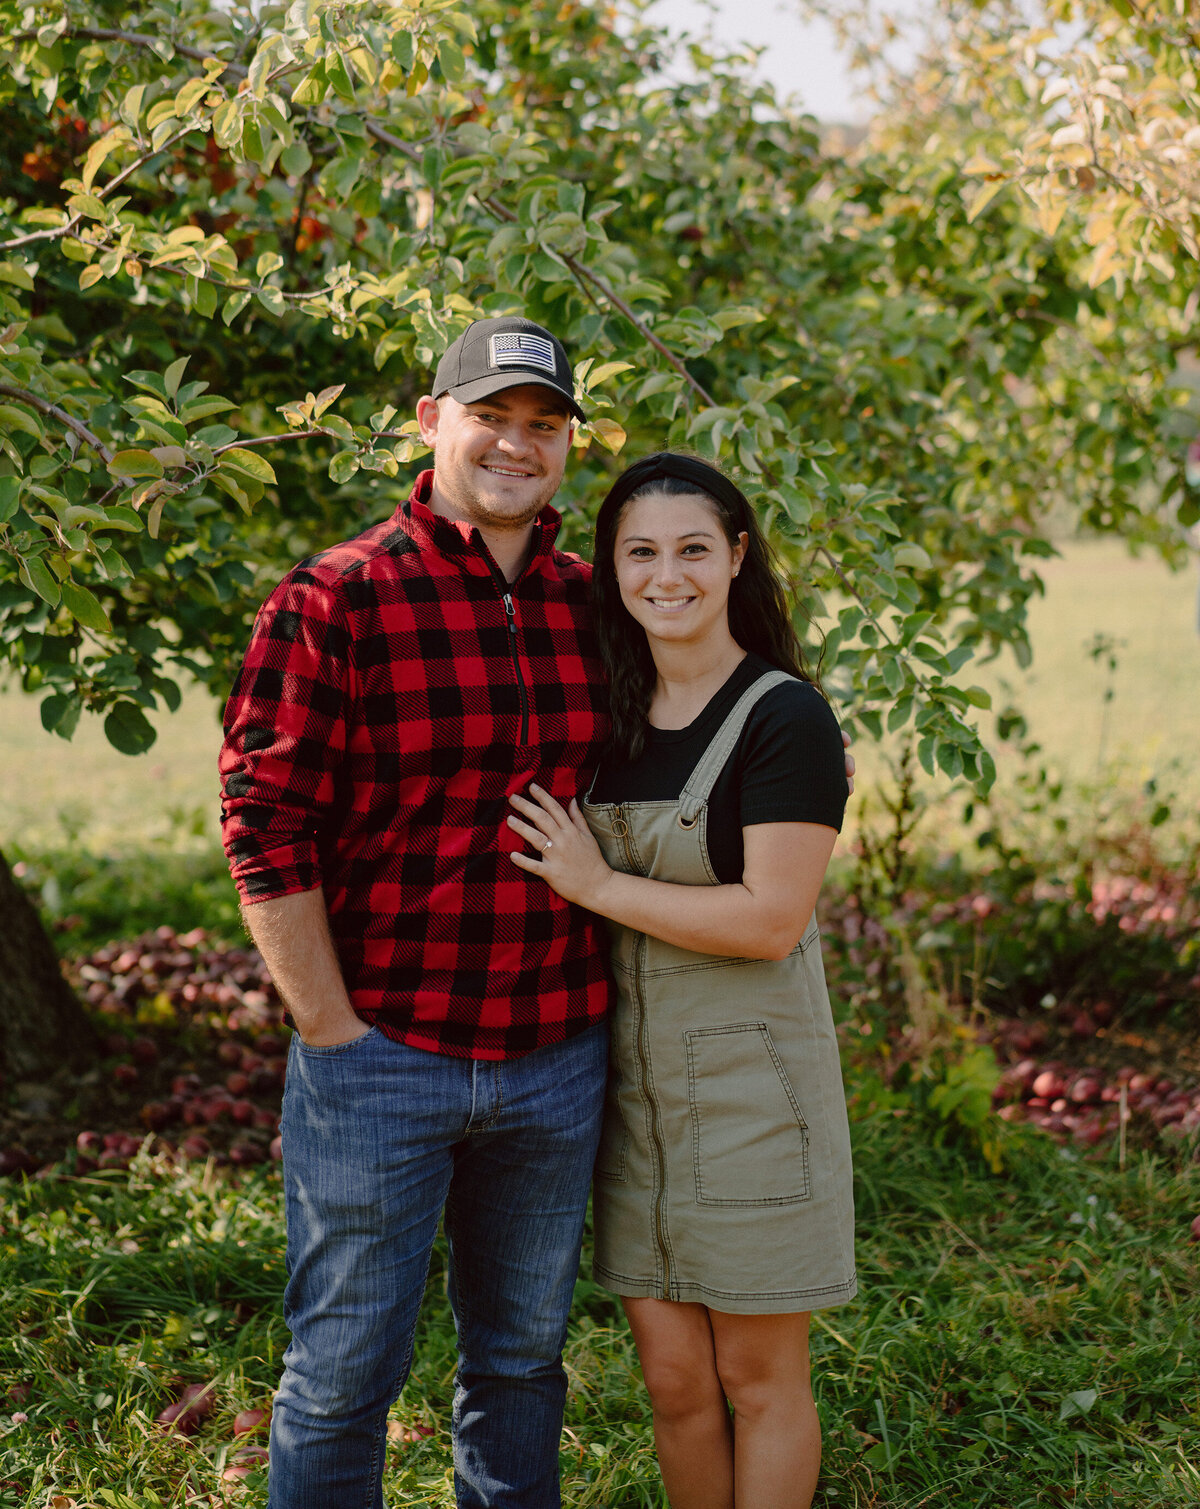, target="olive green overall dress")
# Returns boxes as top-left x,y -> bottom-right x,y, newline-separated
583,670 -> 857,1314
